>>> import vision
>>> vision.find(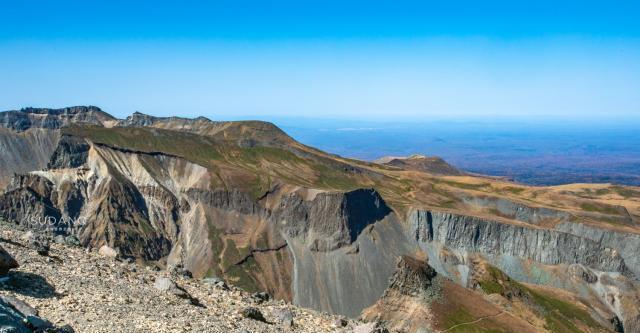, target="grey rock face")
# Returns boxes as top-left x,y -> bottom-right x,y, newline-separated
386,256 -> 439,298
275,188 -> 391,252
409,210 -> 631,276
0,175 -> 61,230
187,189 -> 266,216
0,245 -> 18,276
286,213 -> 413,317
47,136 -> 90,169
0,128 -> 59,190
461,195 -> 571,225
0,106 -> 114,132
556,221 -> 640,278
